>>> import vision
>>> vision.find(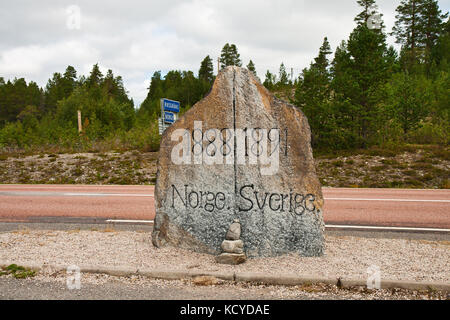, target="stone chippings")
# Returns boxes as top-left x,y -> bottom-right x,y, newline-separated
1,230 -> 449,285
152,66 -> 325,258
